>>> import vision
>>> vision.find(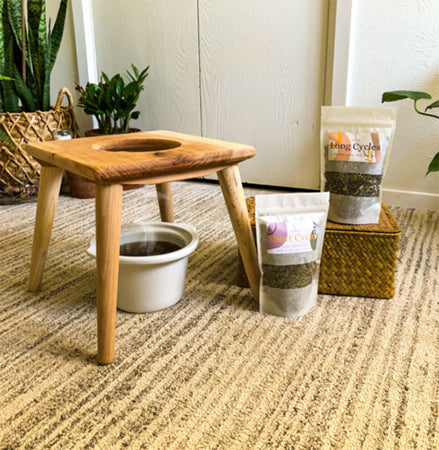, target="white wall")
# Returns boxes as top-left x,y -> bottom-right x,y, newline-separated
347,0 -> 439,210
